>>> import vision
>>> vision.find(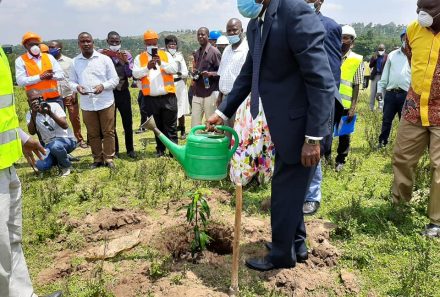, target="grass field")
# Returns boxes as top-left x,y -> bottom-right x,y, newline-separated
13,87 -> 440,297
